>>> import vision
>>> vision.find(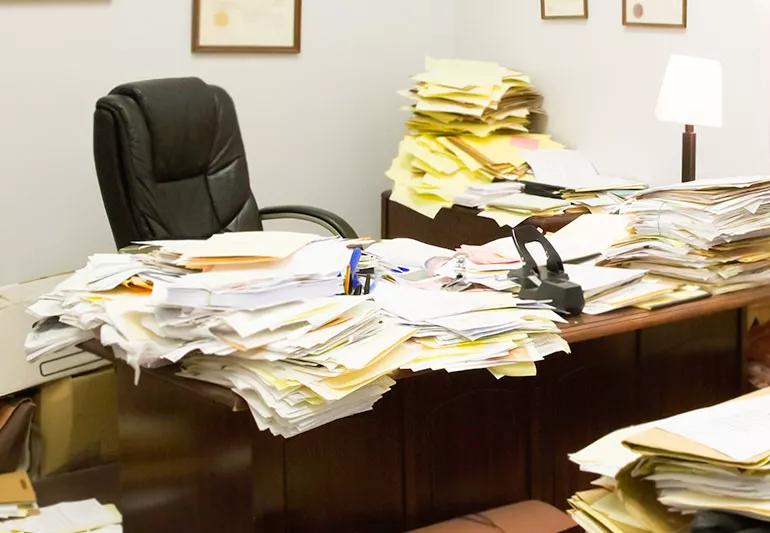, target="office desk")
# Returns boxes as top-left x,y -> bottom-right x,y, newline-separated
381,191 -> 582,248
80,283 -> 770,532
